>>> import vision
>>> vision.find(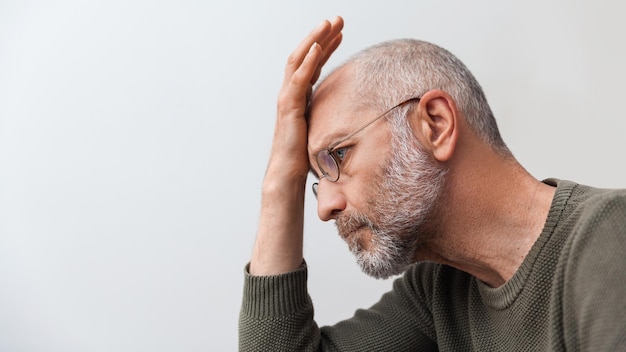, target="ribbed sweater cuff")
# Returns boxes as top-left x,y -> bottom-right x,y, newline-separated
240,262 -> 311,319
